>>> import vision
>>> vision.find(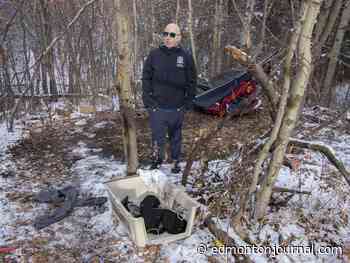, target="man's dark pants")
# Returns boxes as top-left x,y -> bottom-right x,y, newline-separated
148,108 -> 185,162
